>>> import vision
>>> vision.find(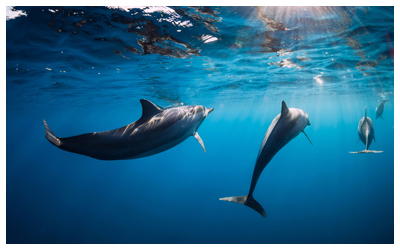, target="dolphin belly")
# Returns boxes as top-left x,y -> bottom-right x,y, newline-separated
59,133 -> 135,160
47,121 -> 193,160
247,124 -> 290,195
